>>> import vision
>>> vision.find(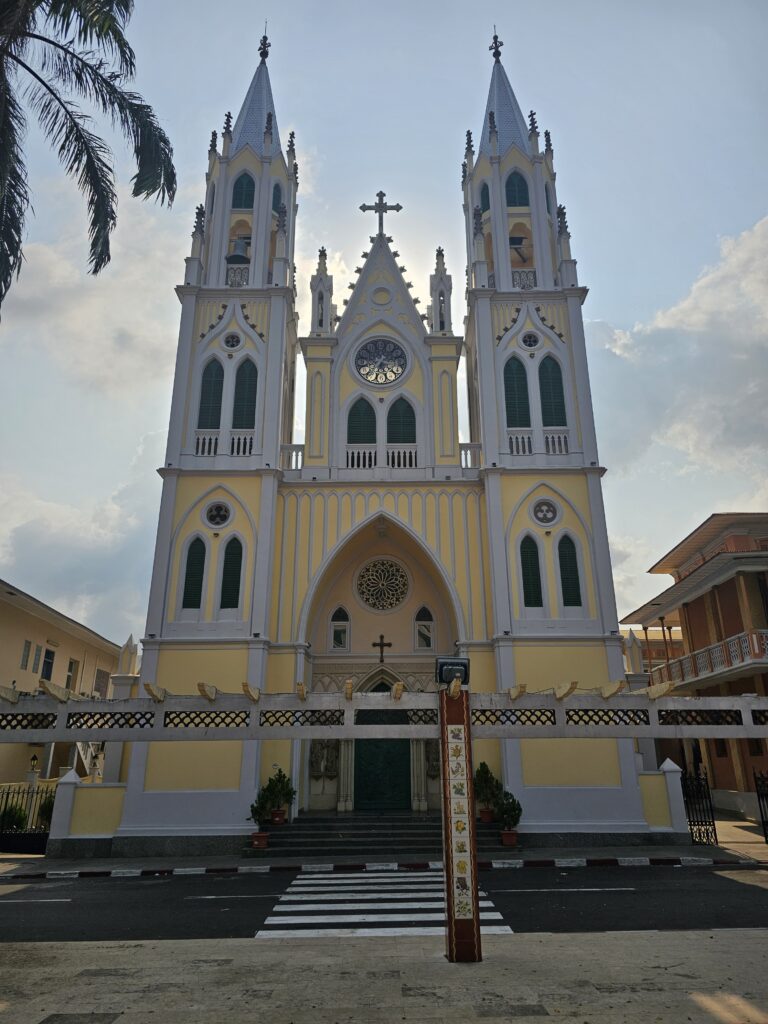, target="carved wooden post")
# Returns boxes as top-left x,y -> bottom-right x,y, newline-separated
439,686 -> 482,963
